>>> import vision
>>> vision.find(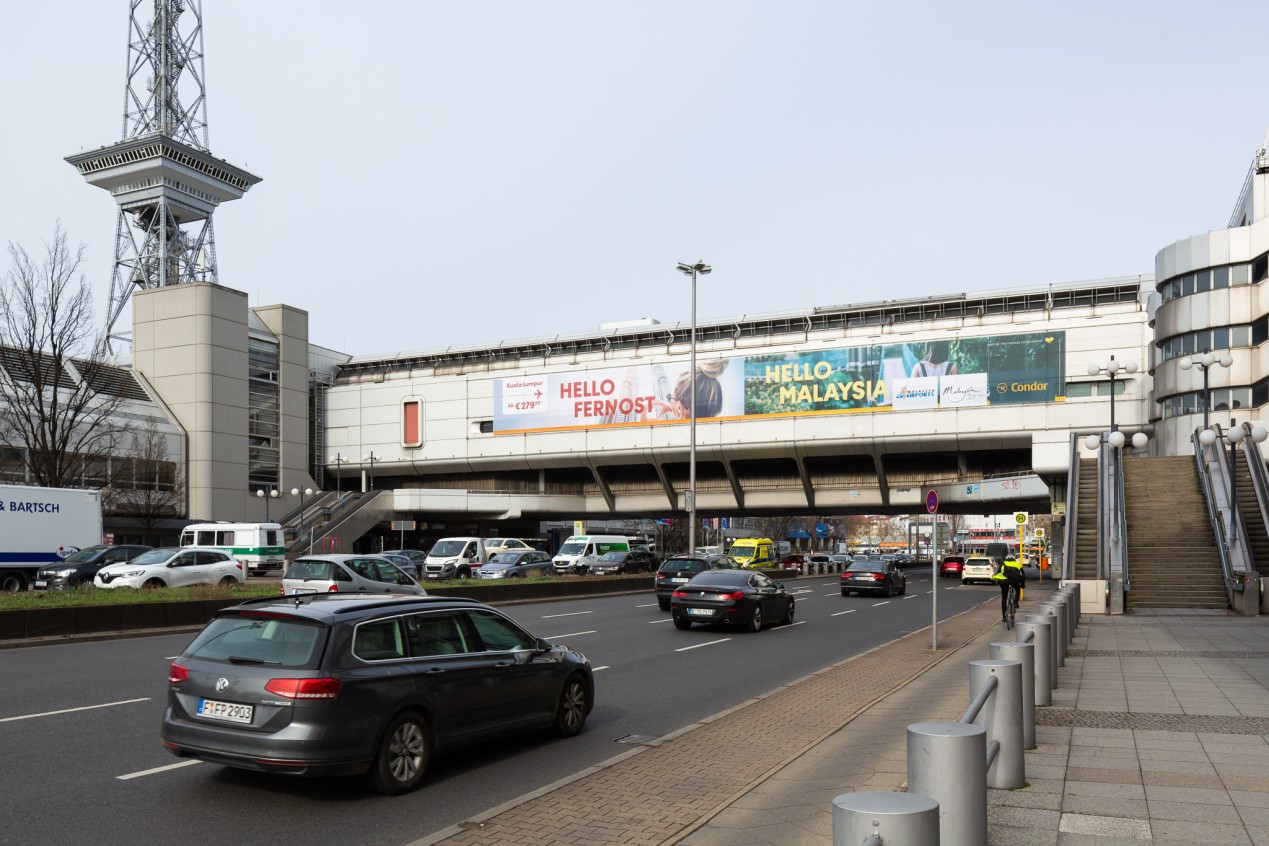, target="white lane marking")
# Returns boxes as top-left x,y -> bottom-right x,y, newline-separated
649,618 -> 673,624
819,582 -> 837,587
823,592 -> 840,597
165,655 -> 180,660
675,638 -> 731,652
592,666 -> 610,672
872,601 -> 891,607
546,630 -> 597,639
926,590 -> 934,594
904,594 -> 919,600
772,621 -> 806,630
117,760 -> 202,780
831,609 -> 857,617
0,698 -> 151,723
634,603 -> 658,608
541,611 -> 593,619
790,589 -> 815,595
